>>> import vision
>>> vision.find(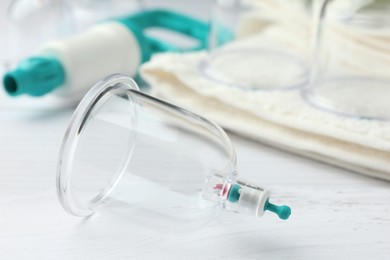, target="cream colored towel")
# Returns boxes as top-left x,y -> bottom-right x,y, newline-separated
140,2 -> 390,181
